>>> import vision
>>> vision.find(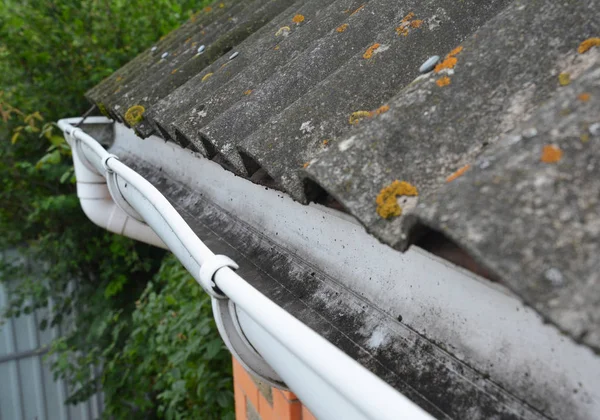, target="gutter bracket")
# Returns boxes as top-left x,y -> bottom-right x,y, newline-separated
198,255 -> 238,299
